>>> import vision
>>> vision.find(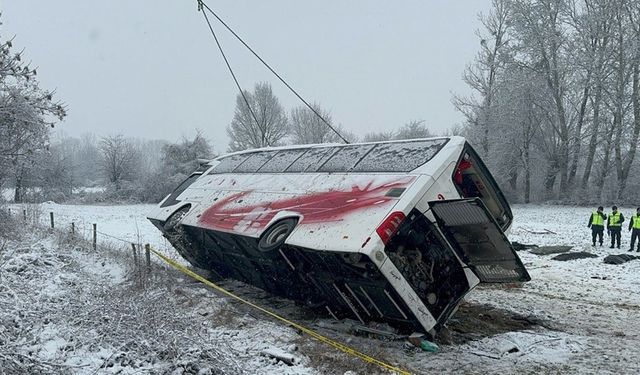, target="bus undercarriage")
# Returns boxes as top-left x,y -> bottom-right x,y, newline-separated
150,198 -> 528,335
